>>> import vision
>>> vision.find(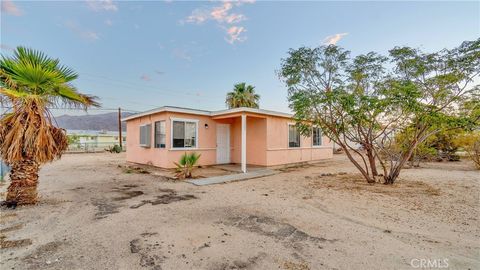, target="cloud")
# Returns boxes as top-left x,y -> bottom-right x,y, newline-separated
210,2 -> 234,23
185,1 -> 247,25
140,74 -> 151,81
323,33 -> 348,45
155,70 -> 165,75
1,0 -> 23,16
105,19 -> 113,26
65,21 -> 100,41
184,9 -> 210,24
172,48 -> 191,61
237,0 -> 256,4
225,26 -> 247,44
86,0 -> 118,12
183,1 -> 253,44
